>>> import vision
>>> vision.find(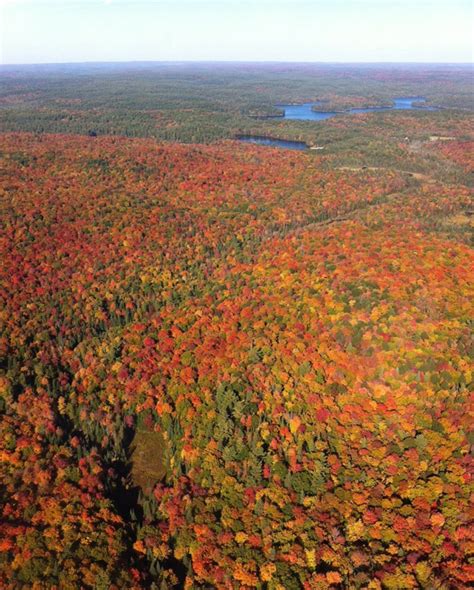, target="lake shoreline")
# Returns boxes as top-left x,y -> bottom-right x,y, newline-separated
234,134 -> 309,150
249,97 -> 438,122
